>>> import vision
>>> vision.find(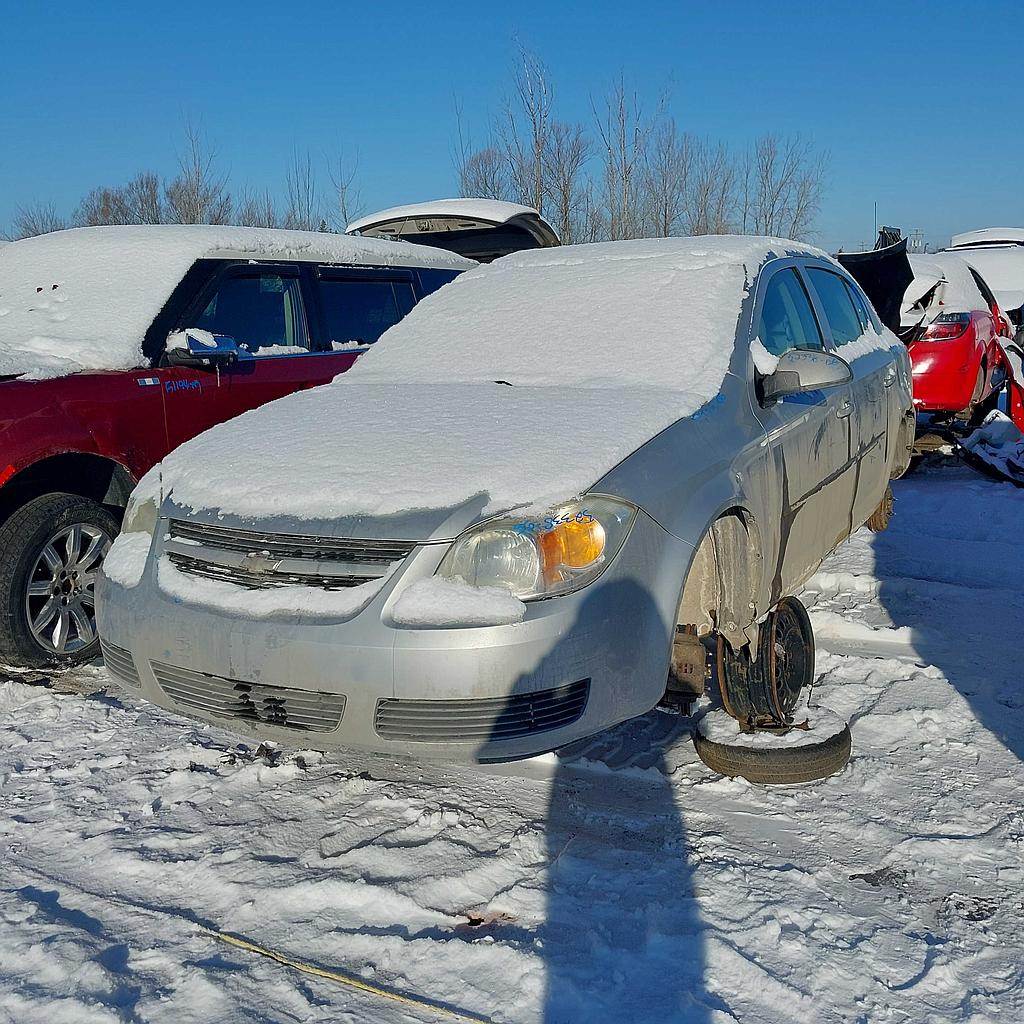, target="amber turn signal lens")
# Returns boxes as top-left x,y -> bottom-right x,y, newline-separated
539,518 -> 606,582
